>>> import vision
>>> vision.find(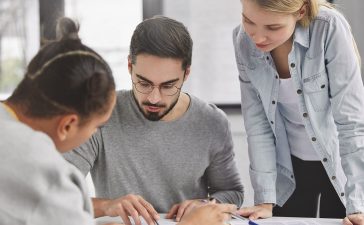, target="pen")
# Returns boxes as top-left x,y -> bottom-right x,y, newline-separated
229,213 -> 259,225
152,218 -> 160,225
152,217 -> 160,225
